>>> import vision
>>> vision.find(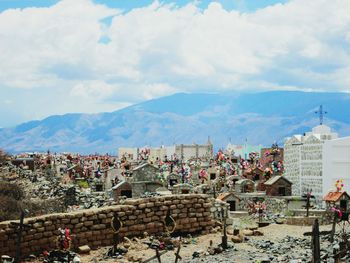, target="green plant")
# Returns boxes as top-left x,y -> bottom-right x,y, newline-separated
284,210 -> 295,217
77,180 -> 89,188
